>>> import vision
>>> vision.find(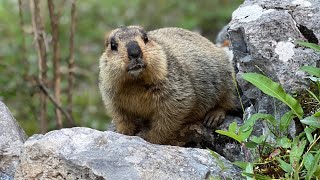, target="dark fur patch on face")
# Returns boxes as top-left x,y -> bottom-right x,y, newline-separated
111,26 -> 147,42
120,26 -> 128,31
